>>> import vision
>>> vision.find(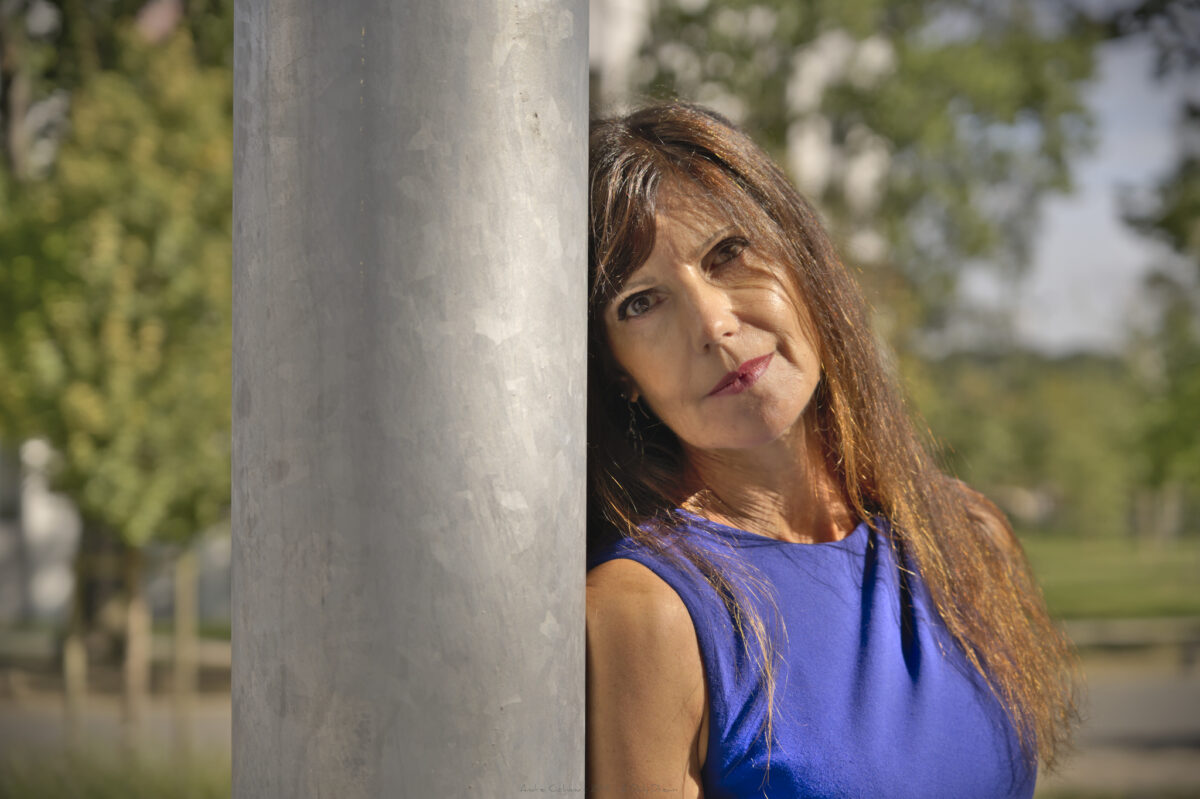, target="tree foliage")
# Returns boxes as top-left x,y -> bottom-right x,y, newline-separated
0,3 -> 232,548
915,352 -> 1141,538
1105,0 -> 1200,499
